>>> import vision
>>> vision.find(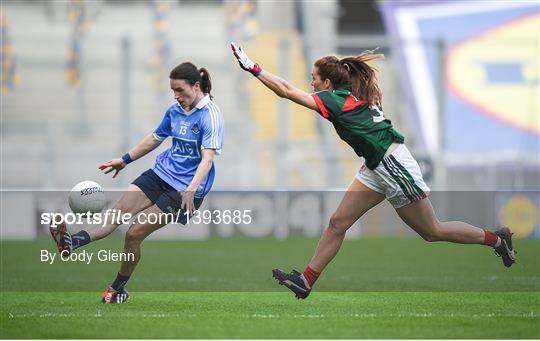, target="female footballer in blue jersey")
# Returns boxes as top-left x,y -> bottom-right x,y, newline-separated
231,43 -> 516,299
49,62 -> 224,303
